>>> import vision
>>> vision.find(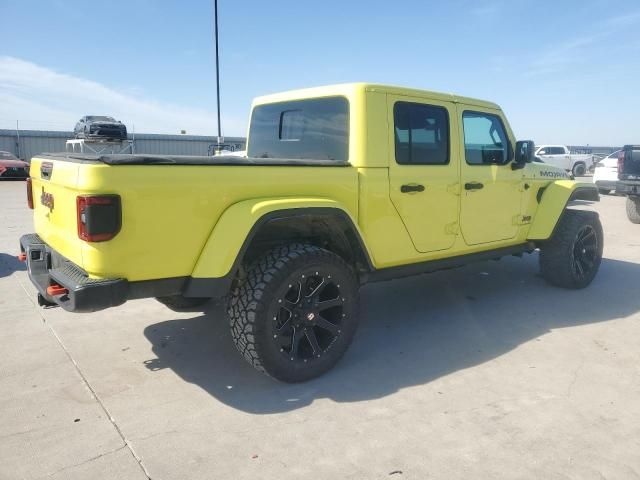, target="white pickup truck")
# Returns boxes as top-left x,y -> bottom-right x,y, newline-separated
535,145 -> 593,177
